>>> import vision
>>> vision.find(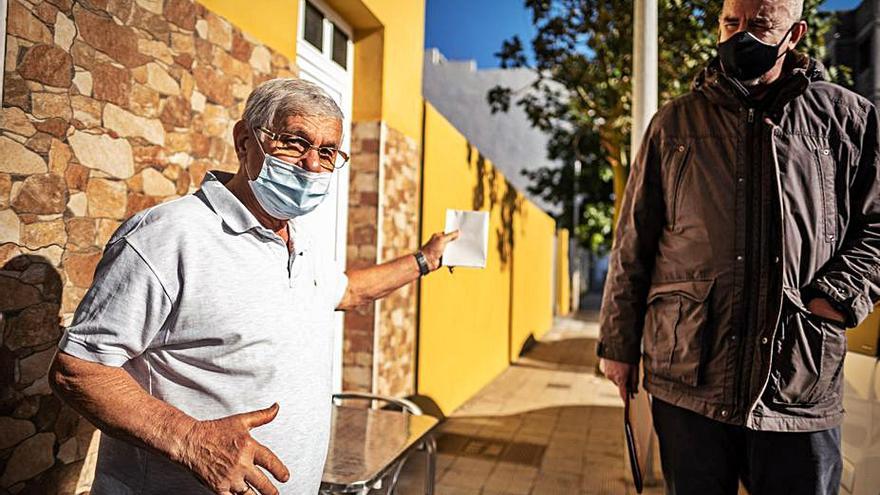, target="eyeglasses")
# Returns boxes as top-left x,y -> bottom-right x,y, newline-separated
255,126 -> 350,172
